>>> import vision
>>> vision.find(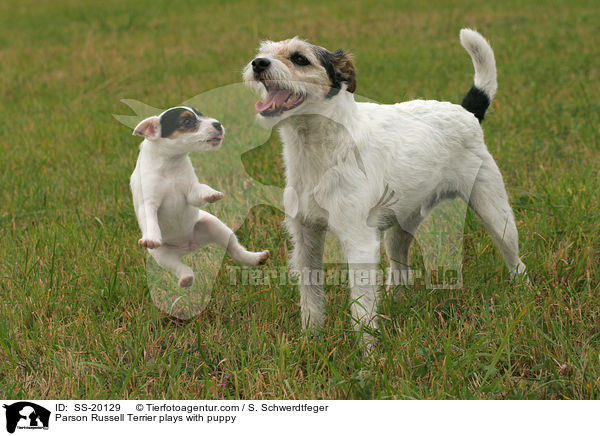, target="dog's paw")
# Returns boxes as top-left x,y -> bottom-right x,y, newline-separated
178,275 -> 194,288
255,250 -> 270,265
204,191 -> 223,203
138,237 -> 162,249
